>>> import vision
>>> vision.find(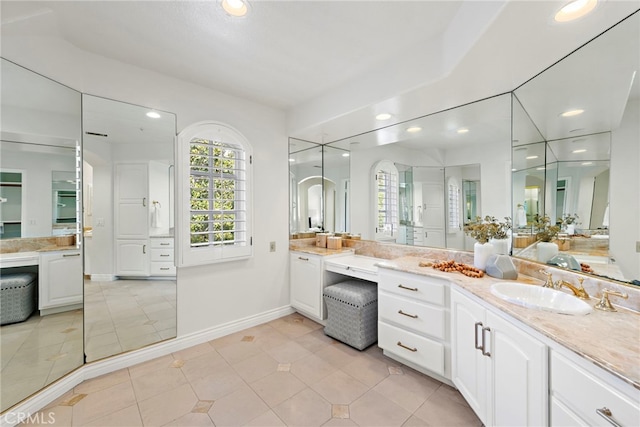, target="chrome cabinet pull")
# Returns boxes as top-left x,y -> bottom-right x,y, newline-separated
63,253 -> 80,257
298,256 -> 309,261
398,284 -> 418,292
160,254 -> 170,257
398,310 -> 418,319
160,242 -> 170,246
481,327 -> 491,357
474,322 -> 483,350
143,245 -> 146,254
396,341 -> 418,352
160,267 -> 170,271
143,197 -> 146,207
596,407 -> 622,427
